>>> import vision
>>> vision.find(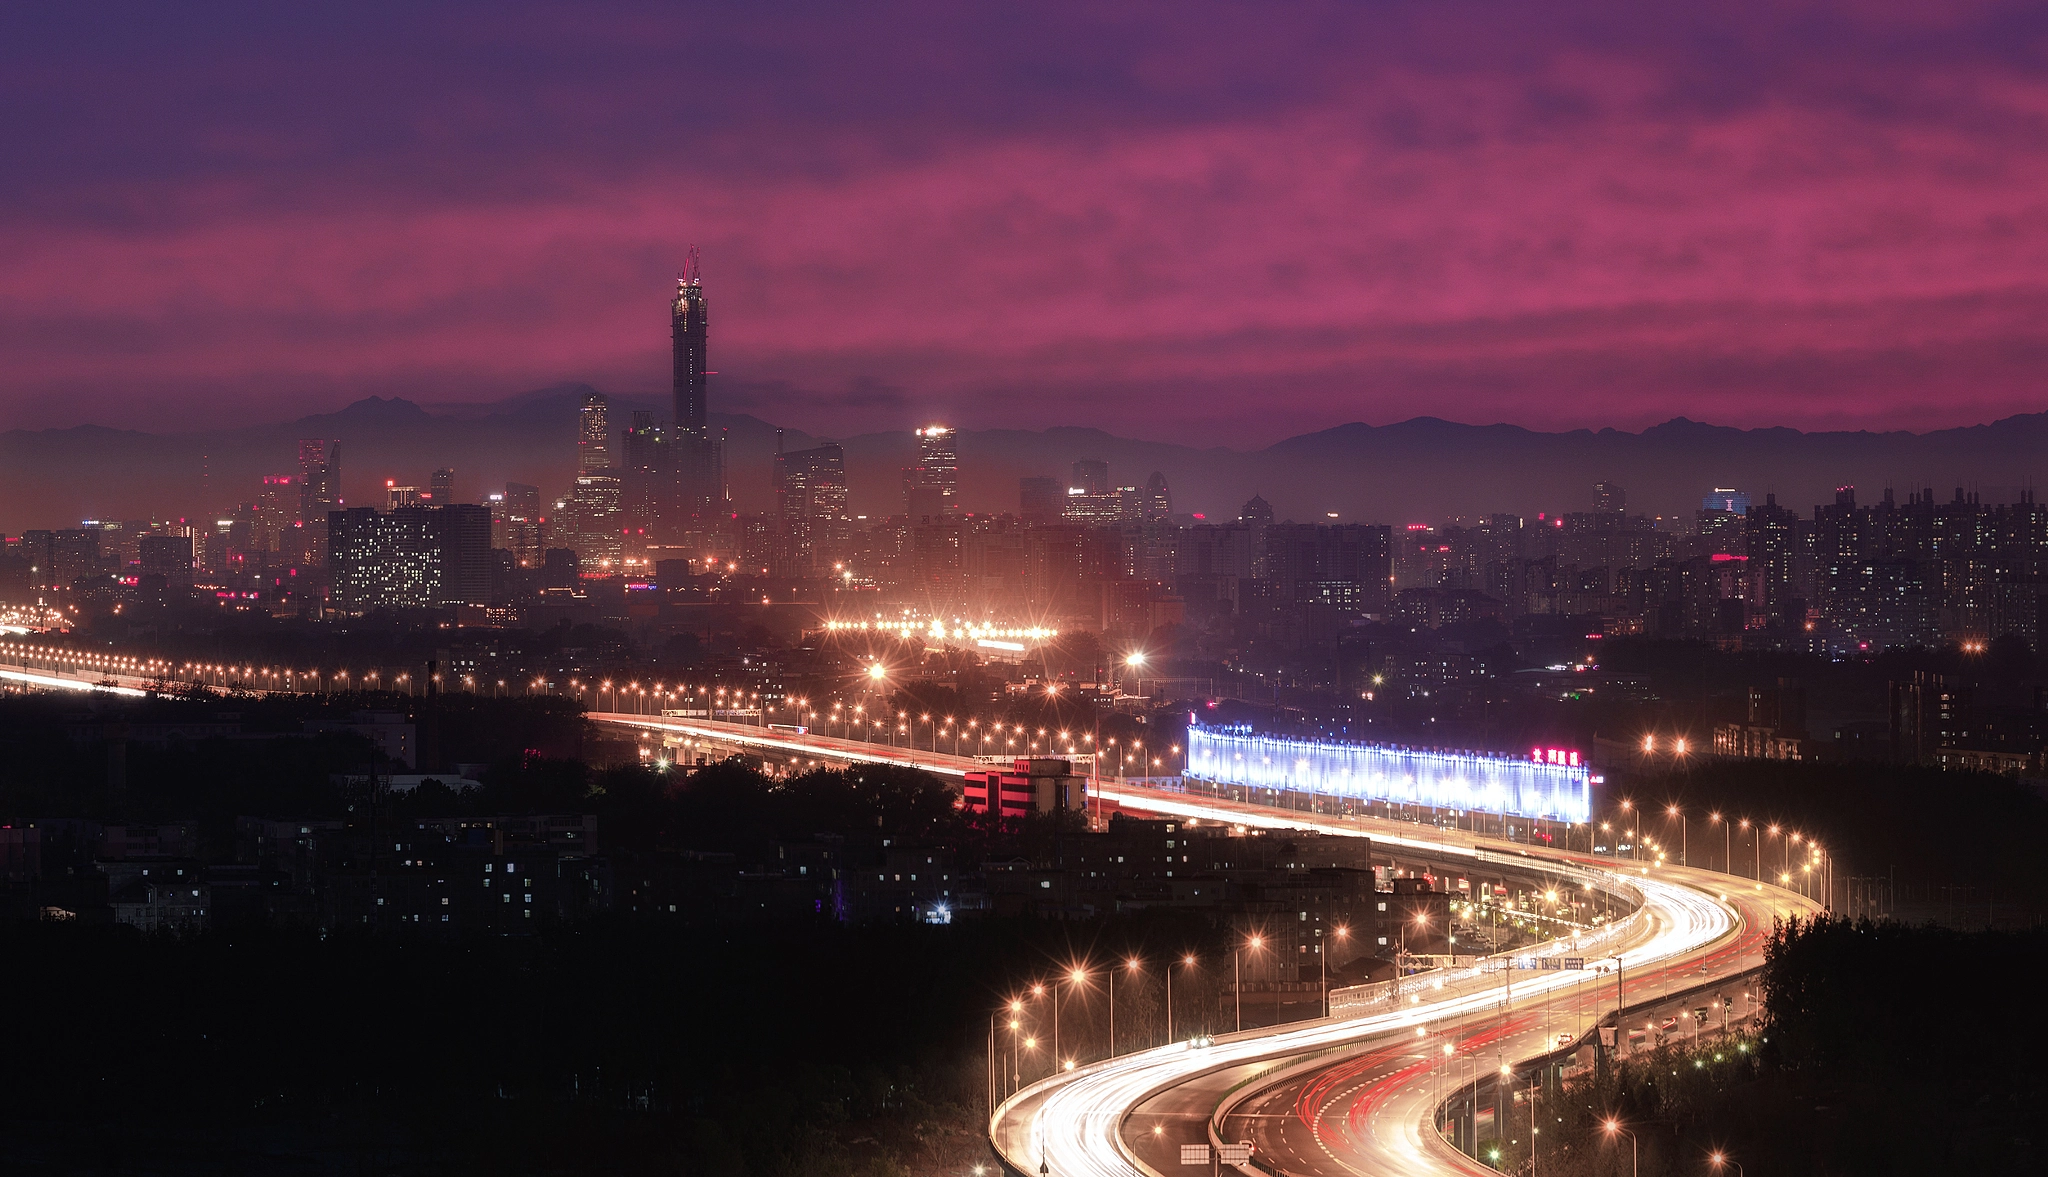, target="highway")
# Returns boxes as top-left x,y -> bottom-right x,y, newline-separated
1208,872 -> 1793,1177
589,711 -> 985,777
992,785 -> 1820,1177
